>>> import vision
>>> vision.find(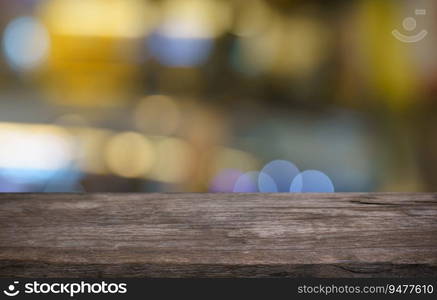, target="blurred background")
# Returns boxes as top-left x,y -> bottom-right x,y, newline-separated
0,0 -> 435,192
